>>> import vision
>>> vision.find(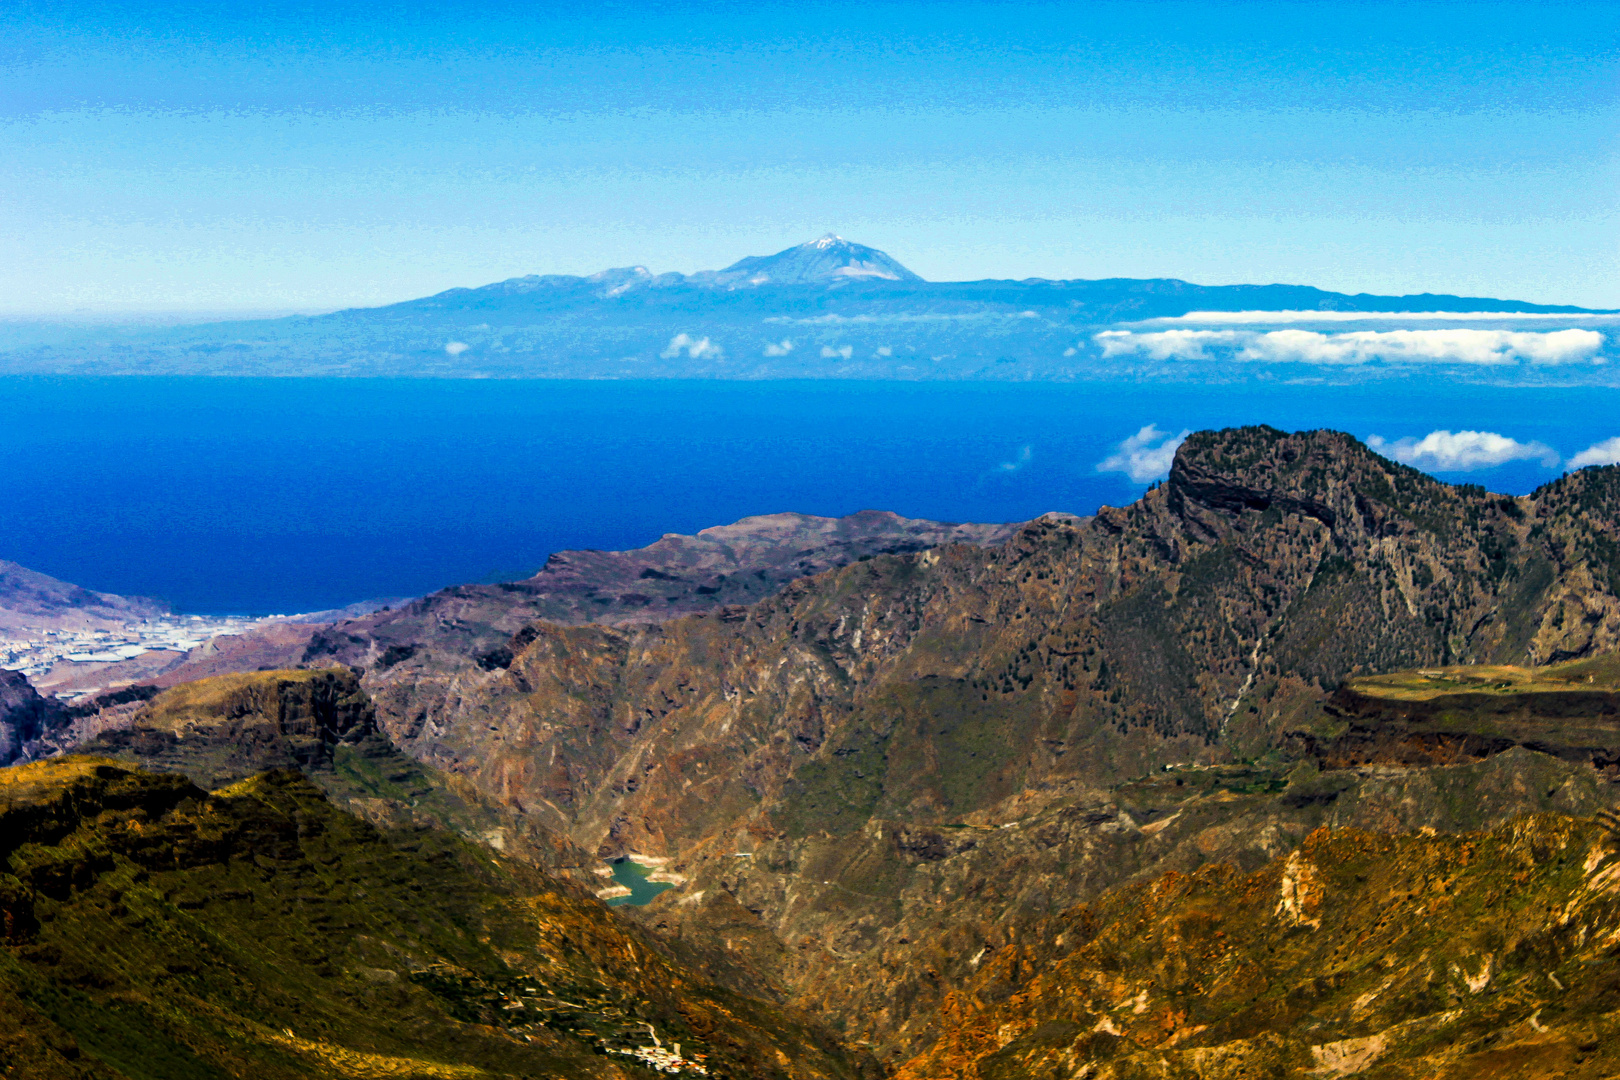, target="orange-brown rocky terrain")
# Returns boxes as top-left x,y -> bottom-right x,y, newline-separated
899,813 -> 1620,1078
